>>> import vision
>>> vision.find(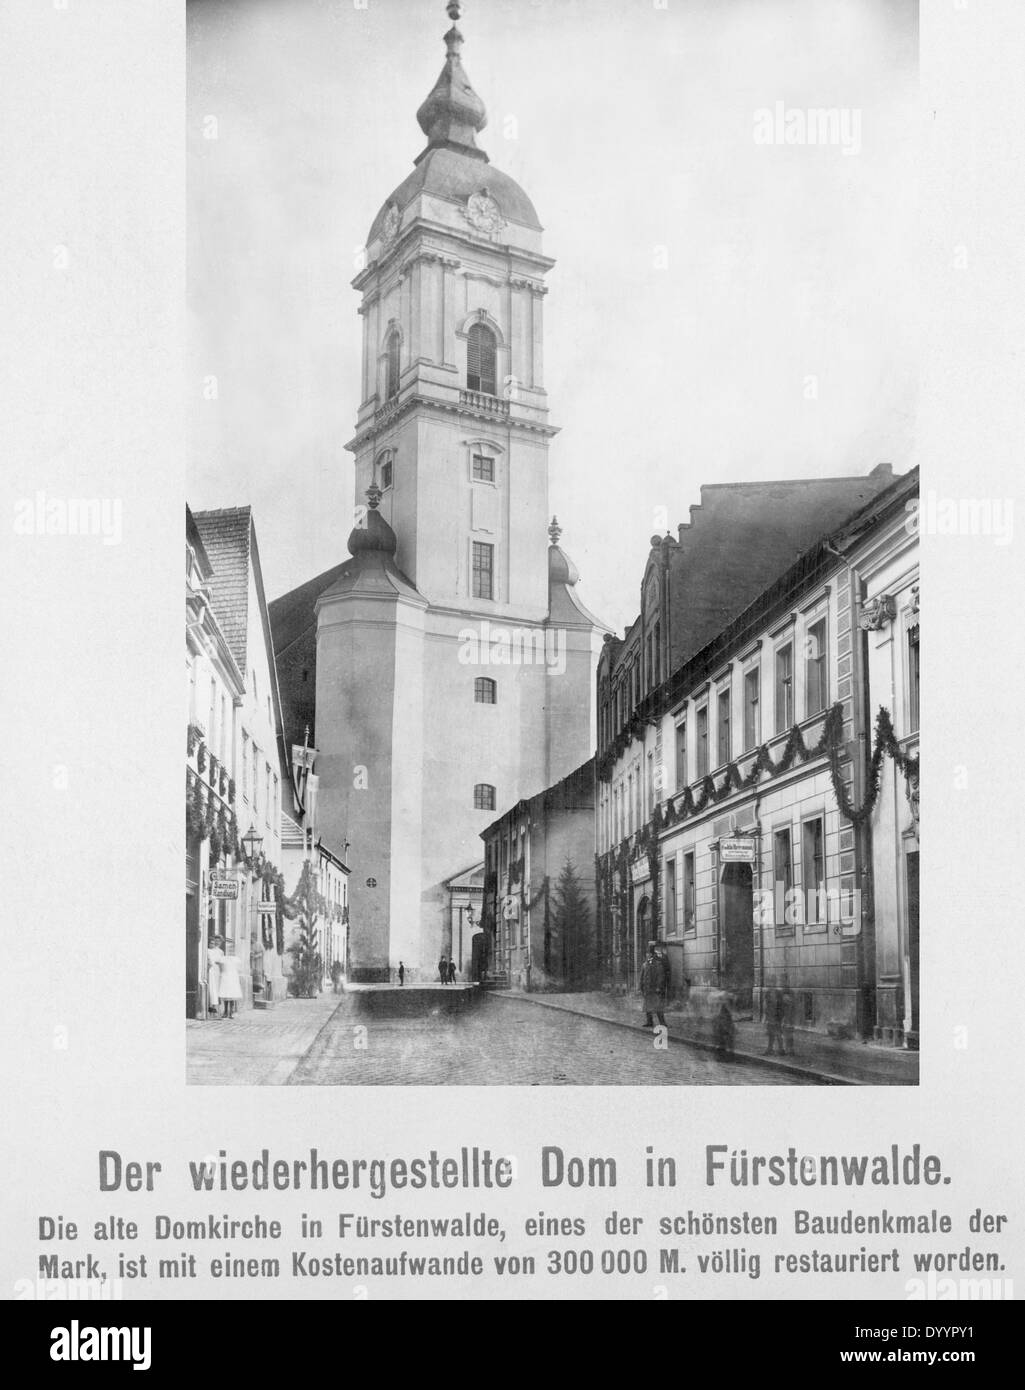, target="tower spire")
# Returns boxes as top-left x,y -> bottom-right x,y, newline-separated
415,1 -> 488,163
